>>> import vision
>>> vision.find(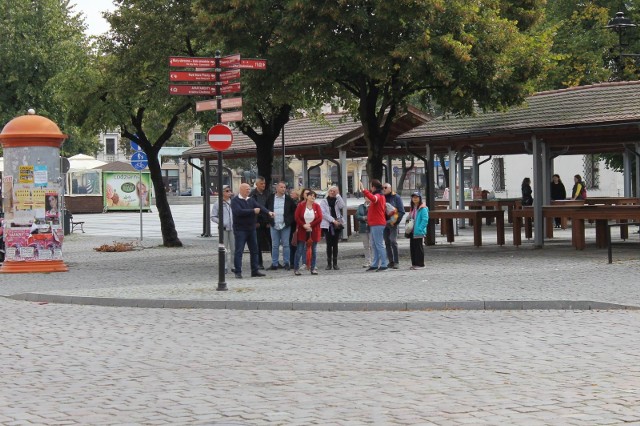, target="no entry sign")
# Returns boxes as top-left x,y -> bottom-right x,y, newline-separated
207,124 -> 233,151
